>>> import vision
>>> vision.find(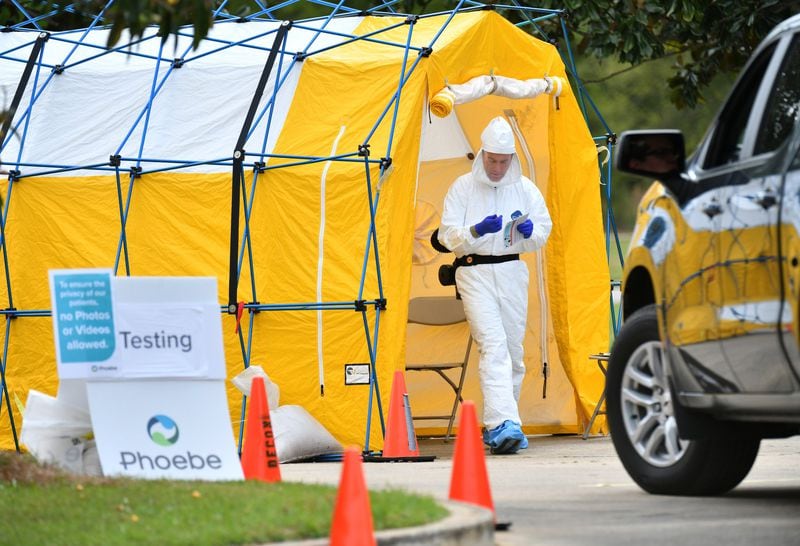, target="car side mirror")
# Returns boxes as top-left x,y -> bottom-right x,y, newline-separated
616,130 -> 686,179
